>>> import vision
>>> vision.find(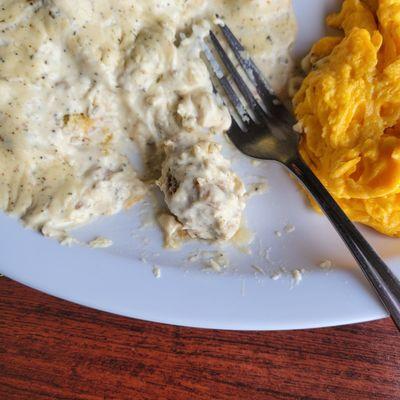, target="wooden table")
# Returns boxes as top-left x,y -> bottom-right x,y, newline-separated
1,277 -> 399,400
